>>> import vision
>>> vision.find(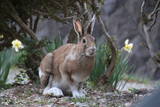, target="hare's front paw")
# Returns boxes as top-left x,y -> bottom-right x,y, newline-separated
43,87 -> 64,97
72,90 -> 85,98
